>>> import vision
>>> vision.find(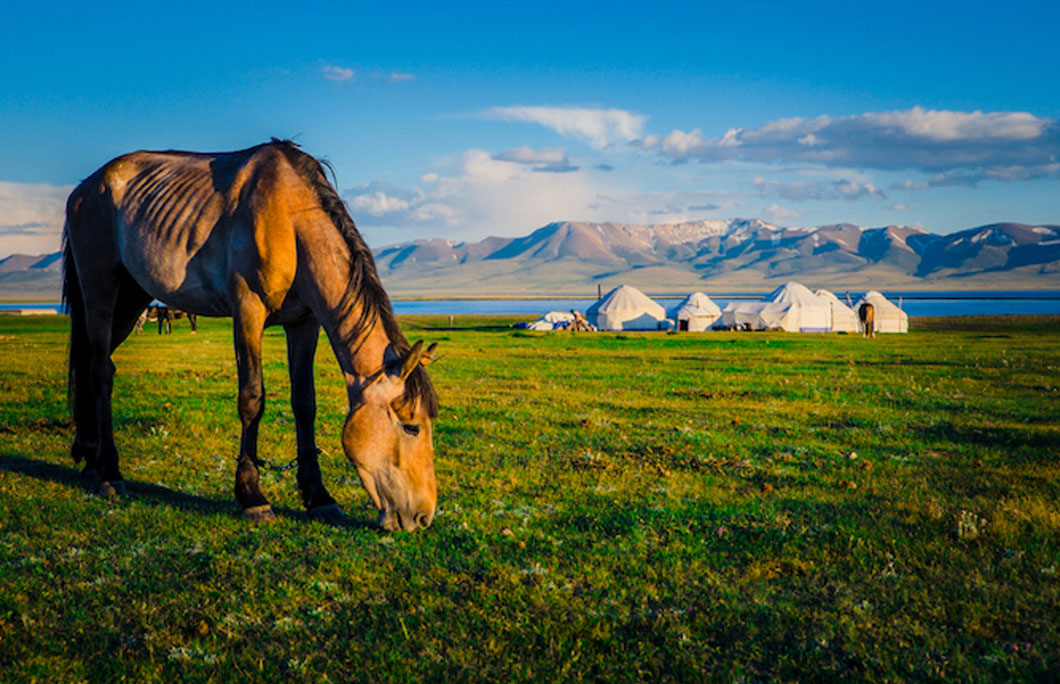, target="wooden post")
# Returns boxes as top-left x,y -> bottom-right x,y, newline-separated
597,284 -> 602,300
448,314 -> 454,328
